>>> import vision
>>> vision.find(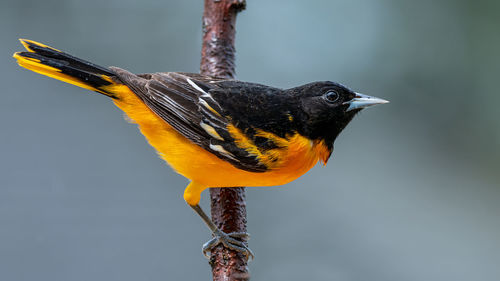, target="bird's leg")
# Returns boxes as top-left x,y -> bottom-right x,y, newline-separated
190,204 -> 254,261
